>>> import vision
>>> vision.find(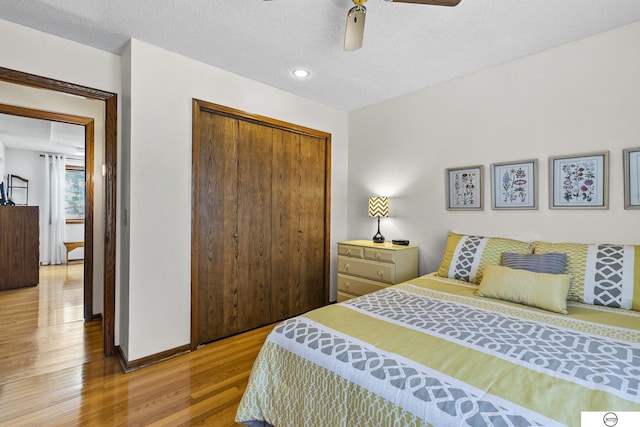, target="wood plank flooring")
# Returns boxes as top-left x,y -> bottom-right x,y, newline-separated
0,264 -> 273,426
